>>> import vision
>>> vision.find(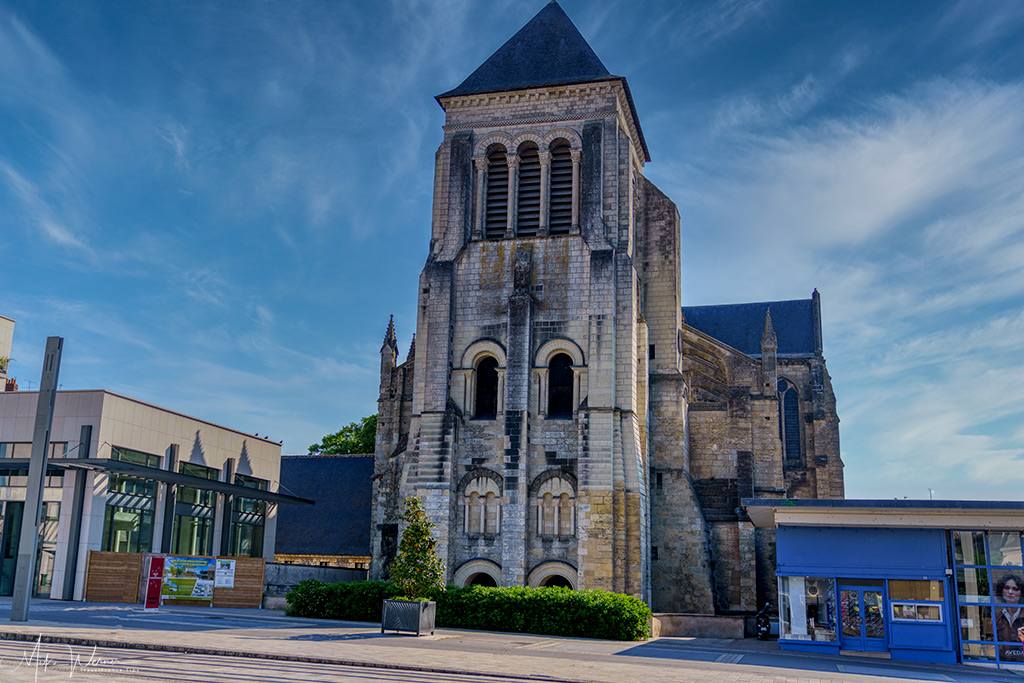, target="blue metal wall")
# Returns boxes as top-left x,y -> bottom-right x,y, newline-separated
776,526 -> 956,664
777,526 -> 947,578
